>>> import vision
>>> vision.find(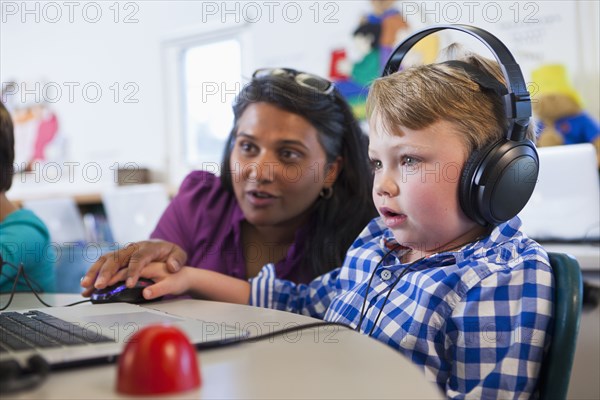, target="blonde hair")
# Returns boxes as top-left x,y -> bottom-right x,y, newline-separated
367,44 -> 535,154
